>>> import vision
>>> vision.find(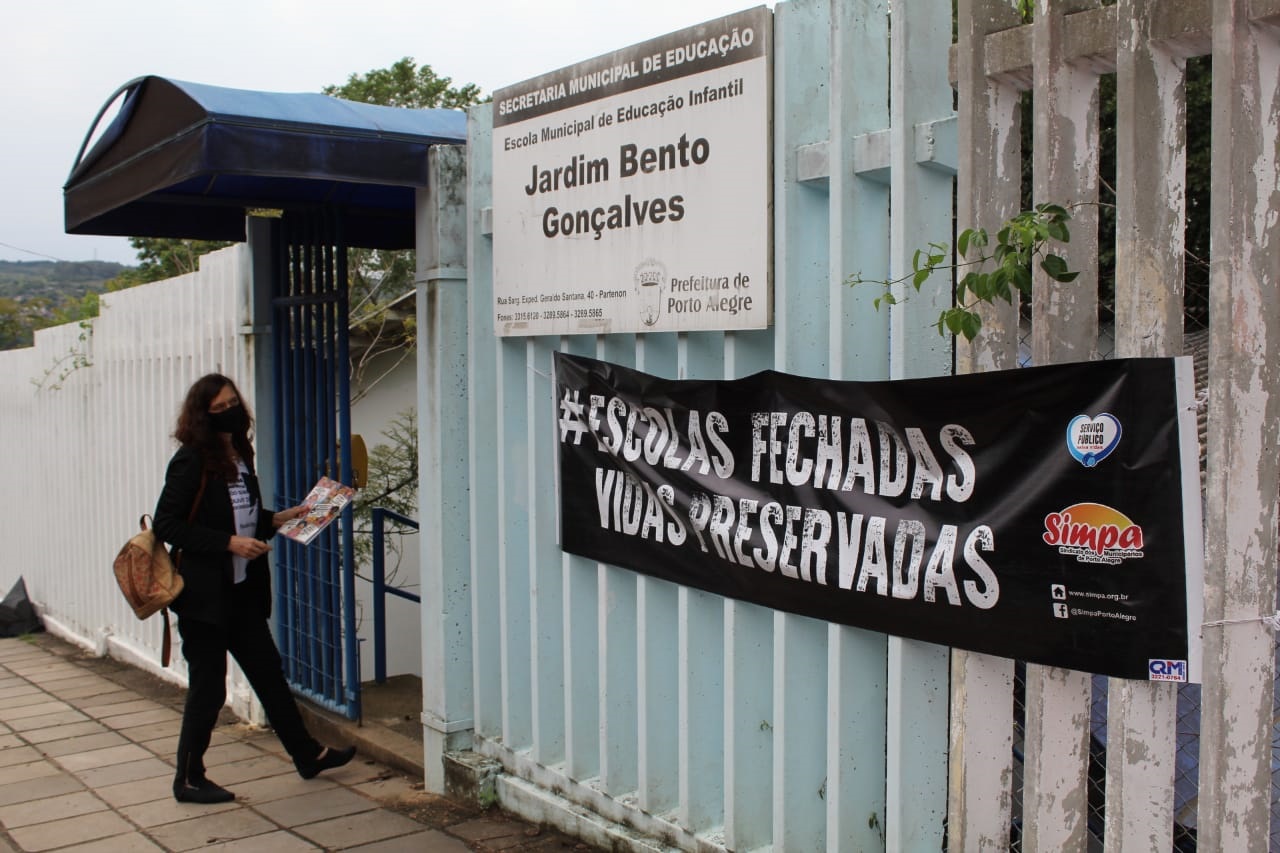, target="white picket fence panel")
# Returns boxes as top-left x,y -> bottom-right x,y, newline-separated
0,246 -> 268,721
